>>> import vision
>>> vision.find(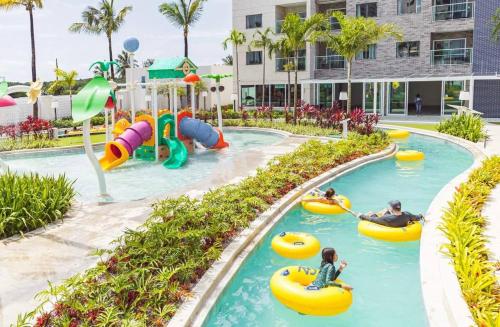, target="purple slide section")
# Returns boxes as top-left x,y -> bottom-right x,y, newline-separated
112,121 -> 152,156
